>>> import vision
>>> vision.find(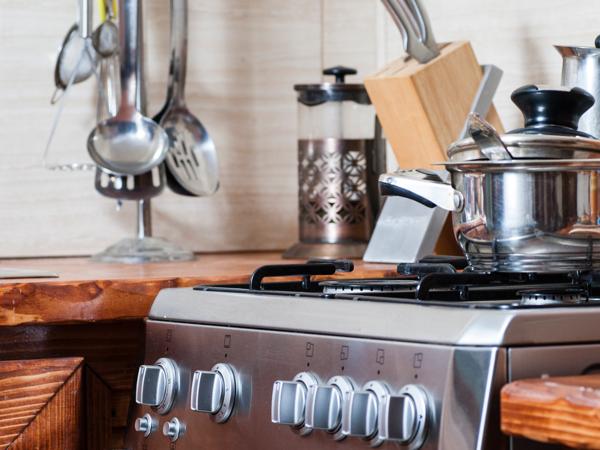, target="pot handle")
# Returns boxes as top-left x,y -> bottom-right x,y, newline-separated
379,169 -> 464,212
